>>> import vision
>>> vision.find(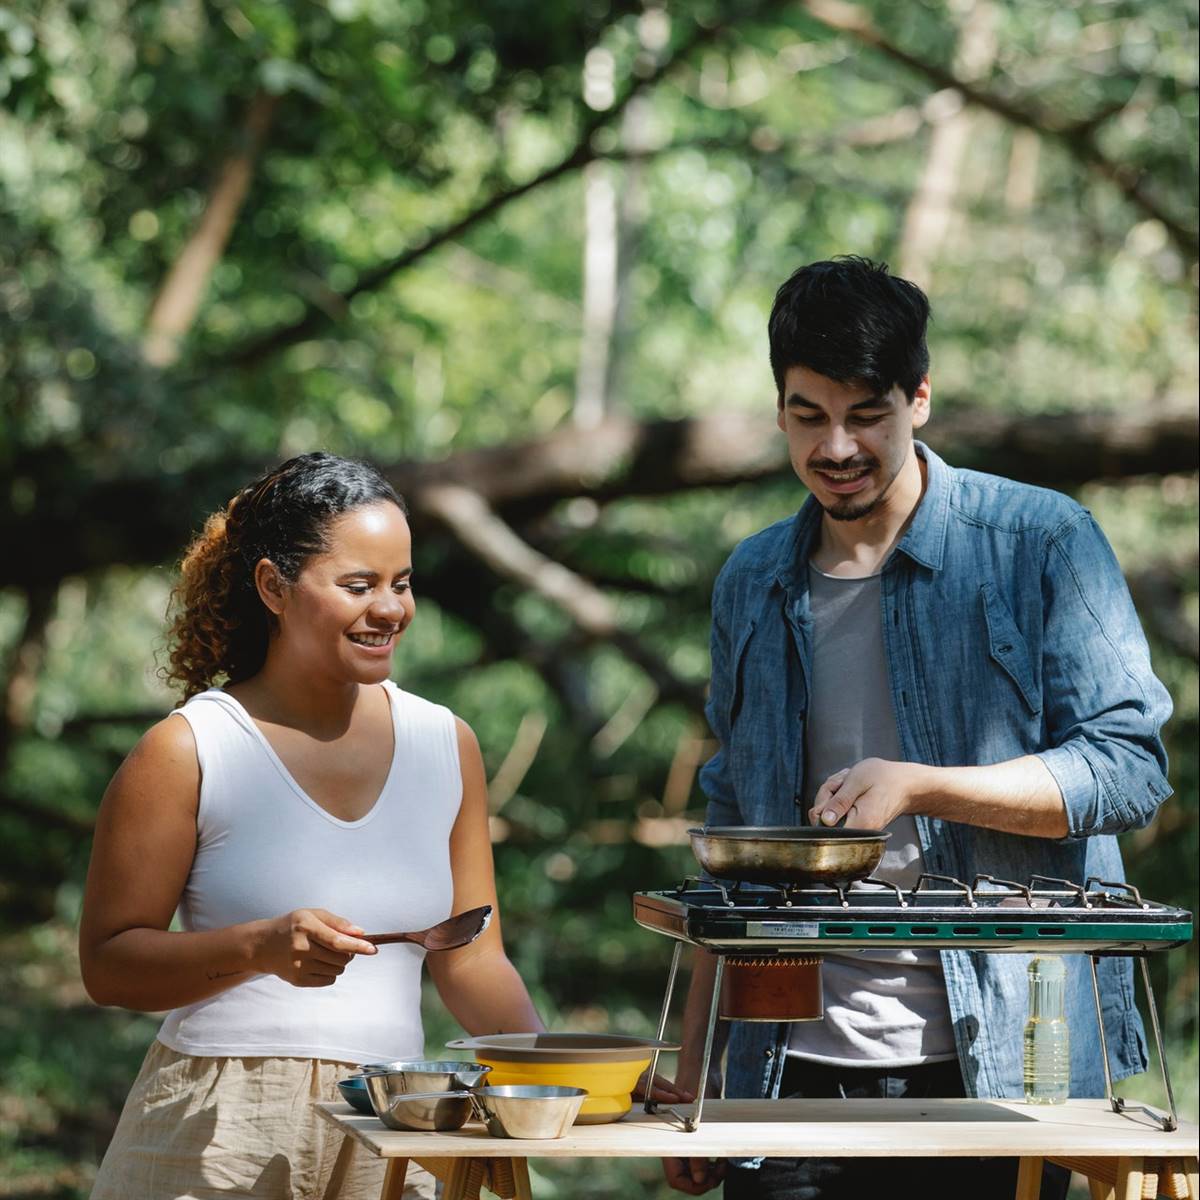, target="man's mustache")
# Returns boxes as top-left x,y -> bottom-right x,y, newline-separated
808,457 -> 879,471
